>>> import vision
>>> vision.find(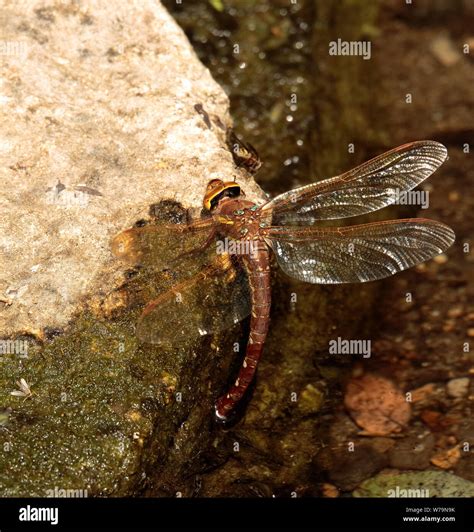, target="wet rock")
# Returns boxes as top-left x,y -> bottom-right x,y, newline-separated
354,471 -> 474,498
325,445 -> 388,492
298,383 -> 325,415
389,431 -> 435,470
455,455 -> 474,482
